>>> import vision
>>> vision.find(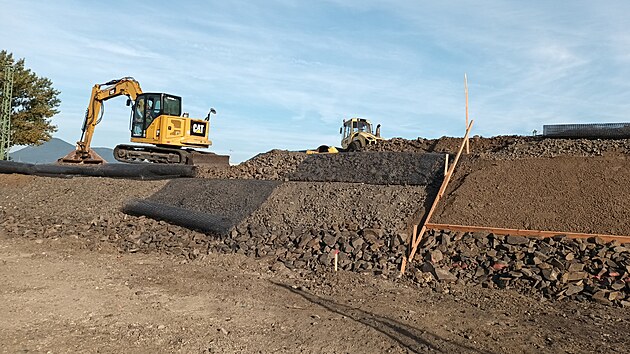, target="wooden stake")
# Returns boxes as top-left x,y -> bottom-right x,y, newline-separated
444,154 -> 449,177
464,74 -> 470,155
400,257 -> 407,276
334,250 -> 339,271
405,120 -> 474,267
411,224 -> 418,251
